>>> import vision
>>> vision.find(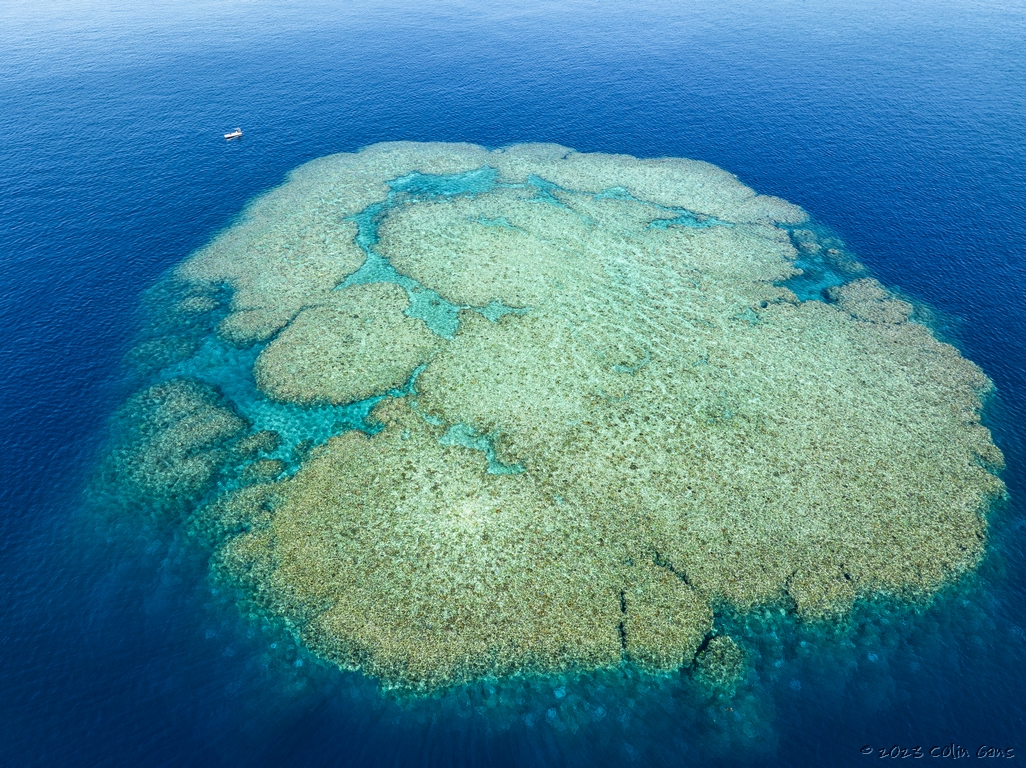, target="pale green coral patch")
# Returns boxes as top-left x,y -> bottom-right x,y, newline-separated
828,277 -> 914,324
254,282 -> 440,405
484,143 -> 807,224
